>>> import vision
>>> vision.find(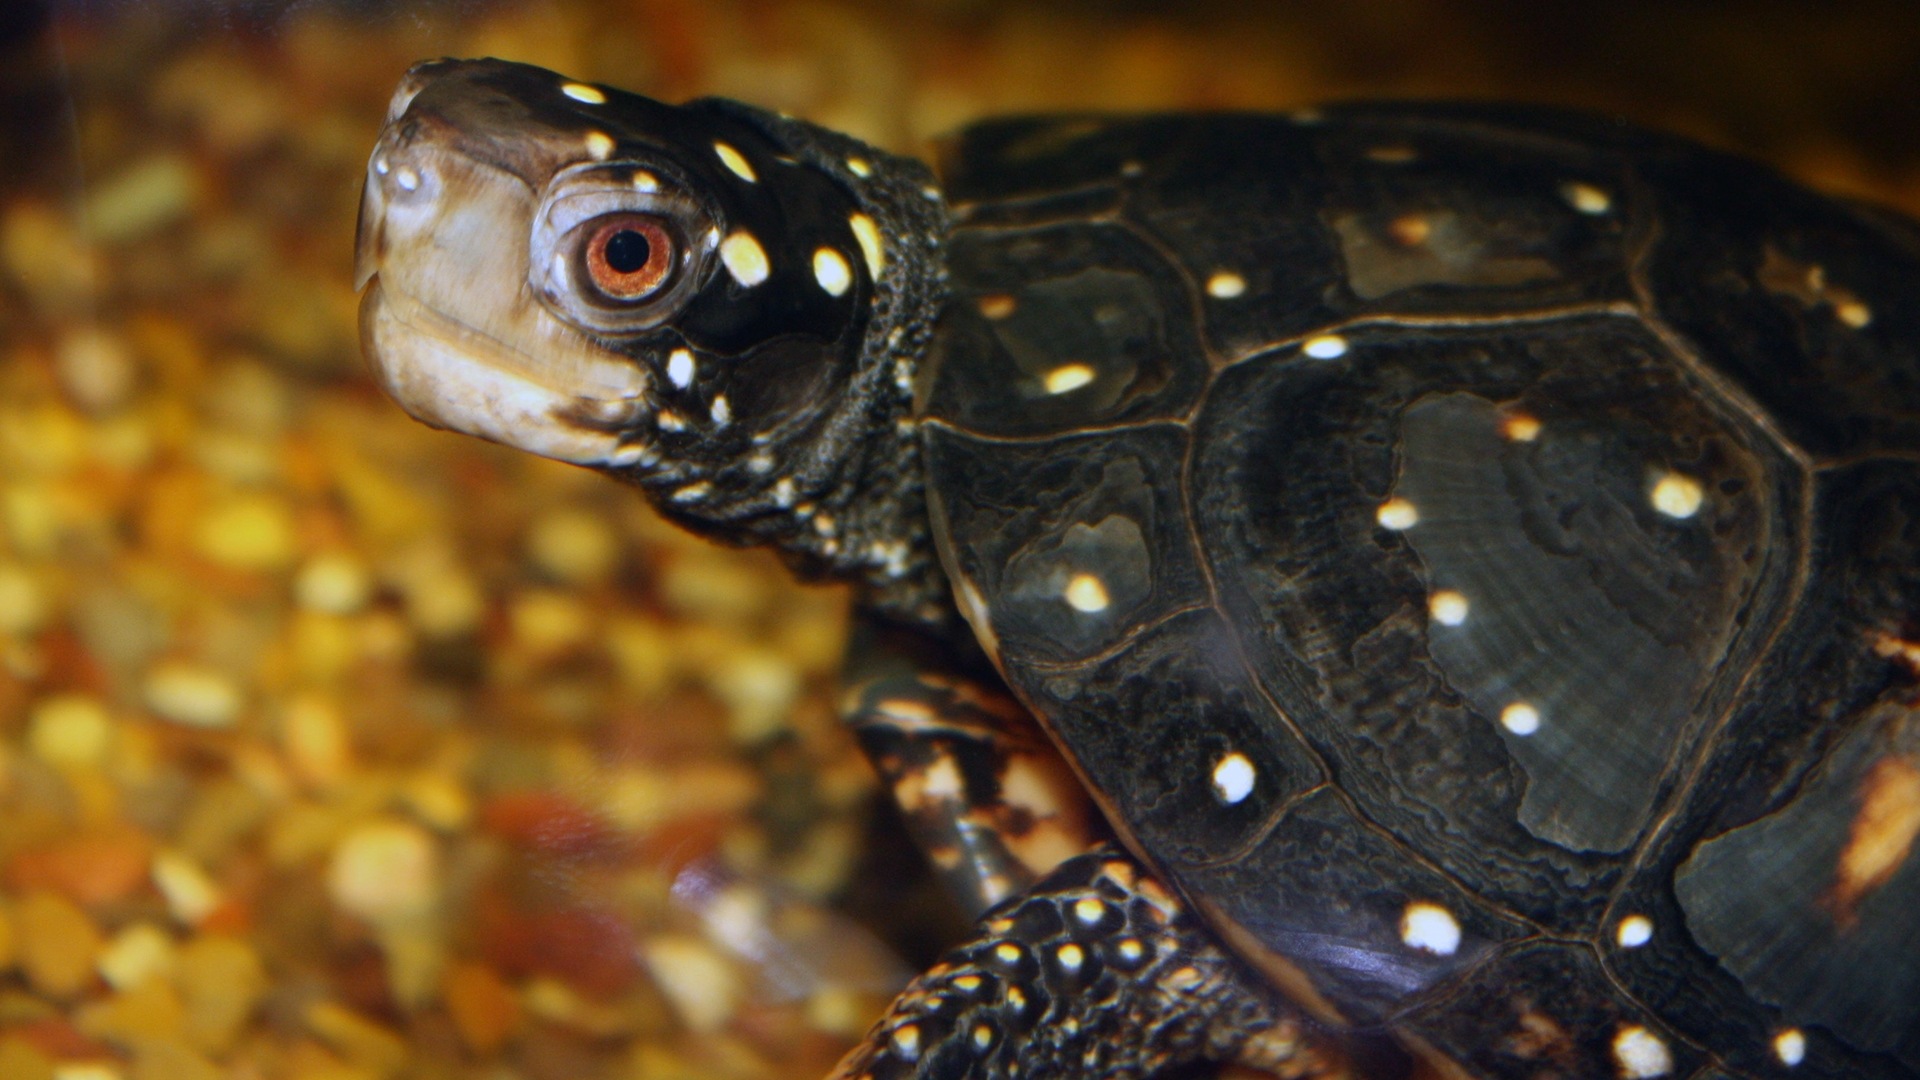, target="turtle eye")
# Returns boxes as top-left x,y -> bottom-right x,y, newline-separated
580,214 -> 676,302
